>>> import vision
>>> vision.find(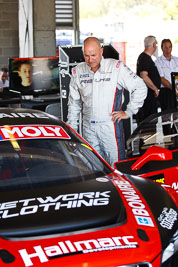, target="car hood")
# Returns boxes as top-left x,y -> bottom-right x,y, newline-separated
0,174 -> 177,267
0,177 -> 125,237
